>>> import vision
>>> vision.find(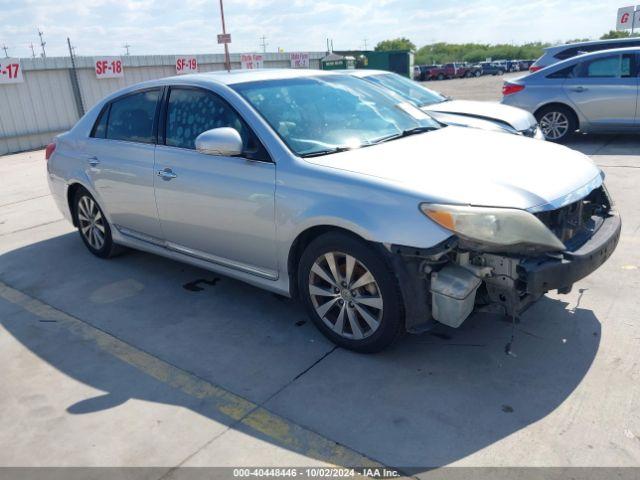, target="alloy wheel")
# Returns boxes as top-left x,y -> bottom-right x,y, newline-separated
308,251 -> 383,340
540,111 -> 569,140
77,195 -> 106,251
